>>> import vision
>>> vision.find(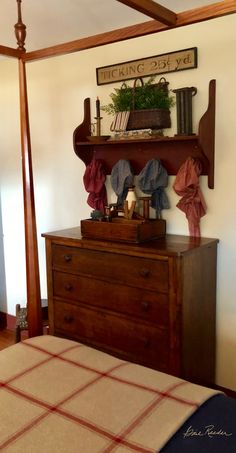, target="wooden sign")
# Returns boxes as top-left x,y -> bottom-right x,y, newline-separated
96,47 -> 197,85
